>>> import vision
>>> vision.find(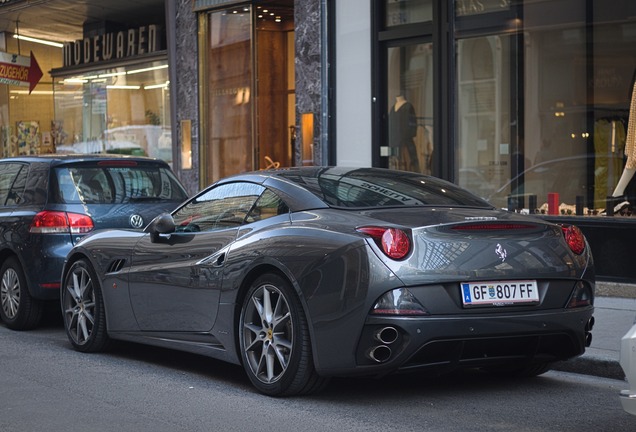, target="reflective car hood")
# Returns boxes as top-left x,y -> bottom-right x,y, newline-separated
357,207 -> 592,284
